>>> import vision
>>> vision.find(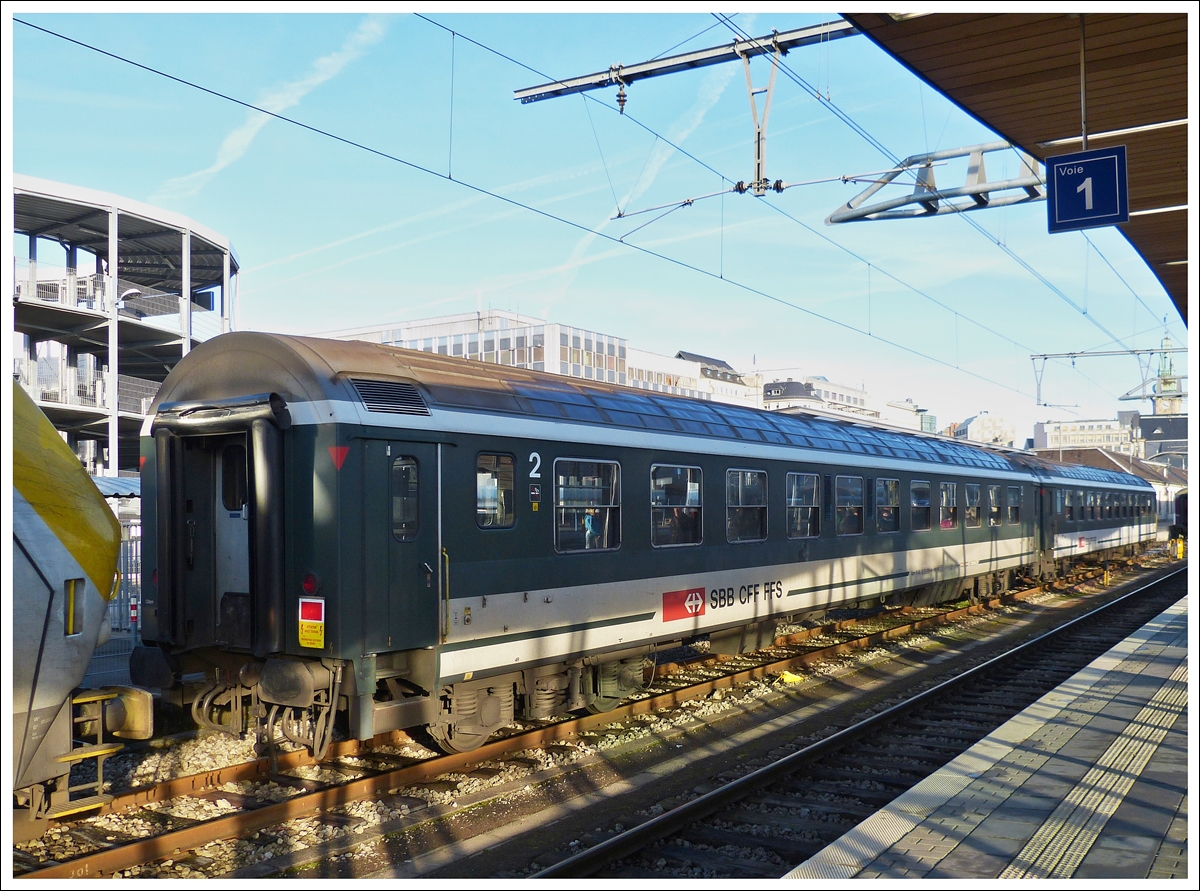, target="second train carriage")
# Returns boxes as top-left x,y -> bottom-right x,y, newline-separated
133,333 -> 1156,753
